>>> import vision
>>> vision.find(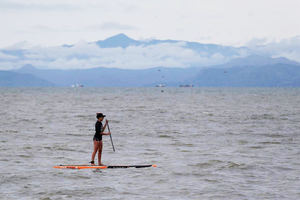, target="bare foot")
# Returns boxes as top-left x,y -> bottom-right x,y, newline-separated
99,163 -> 105,166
